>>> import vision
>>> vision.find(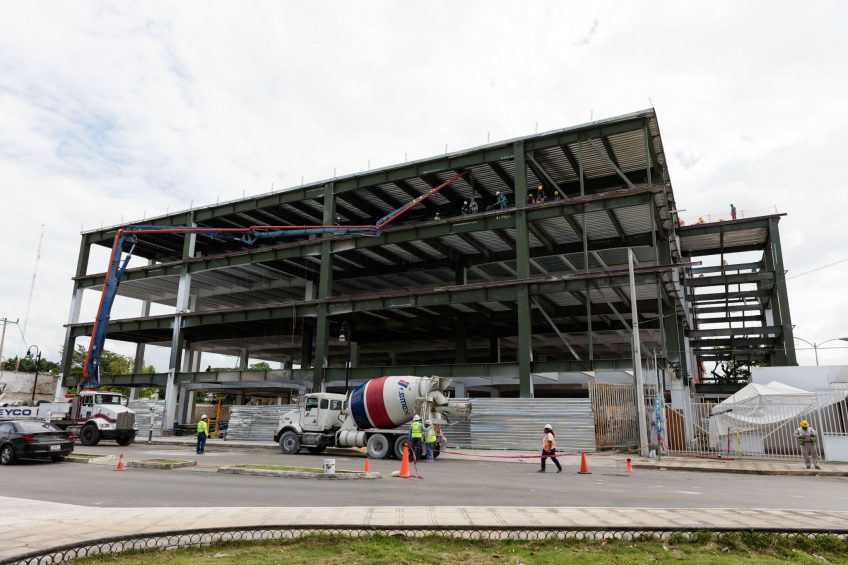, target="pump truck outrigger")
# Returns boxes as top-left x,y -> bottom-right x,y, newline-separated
77,172 -> 470,437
